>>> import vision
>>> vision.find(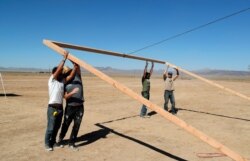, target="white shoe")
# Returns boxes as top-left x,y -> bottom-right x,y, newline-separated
69,145 -> 79,151
45,146 -> 53,151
